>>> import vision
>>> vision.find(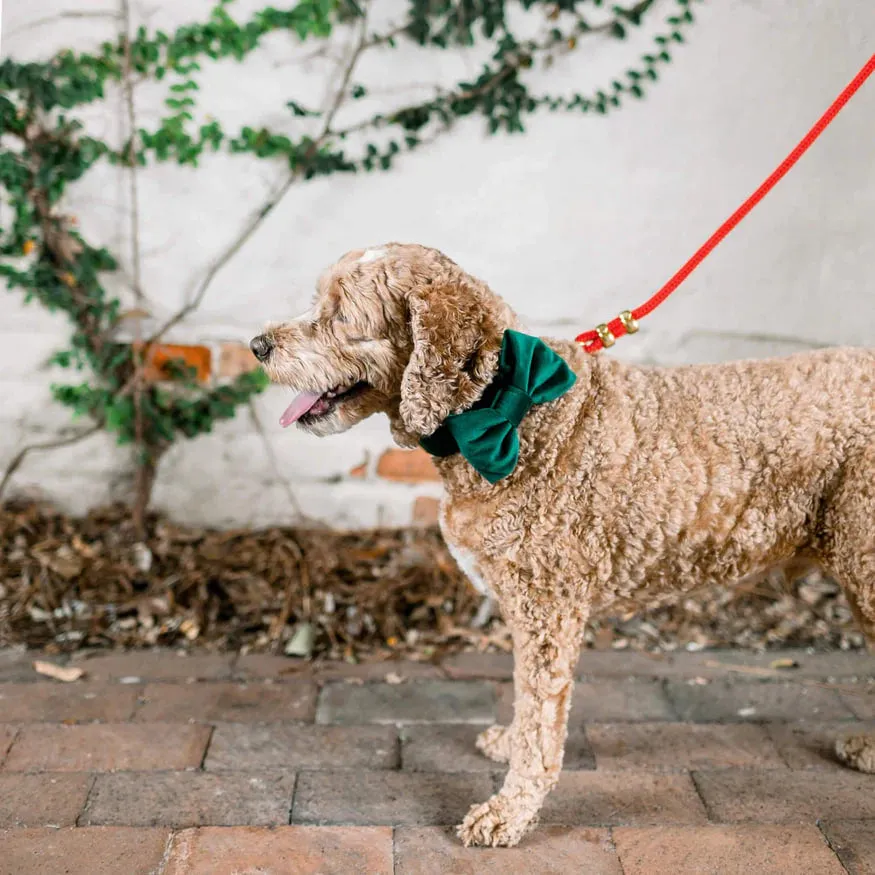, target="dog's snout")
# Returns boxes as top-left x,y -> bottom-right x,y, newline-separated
250,334 -> 273,361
